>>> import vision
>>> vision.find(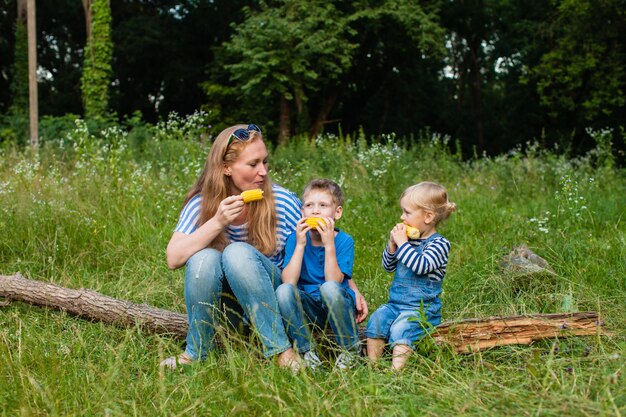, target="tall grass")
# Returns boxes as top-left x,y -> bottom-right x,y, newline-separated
1,117 -> 624,416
